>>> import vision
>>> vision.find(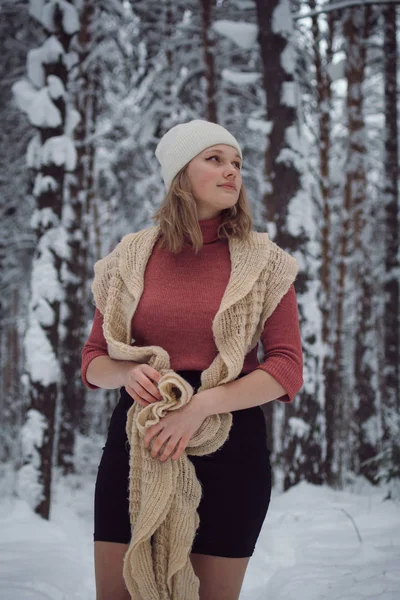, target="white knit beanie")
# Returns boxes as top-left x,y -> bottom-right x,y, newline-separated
155,119 -> 242,190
